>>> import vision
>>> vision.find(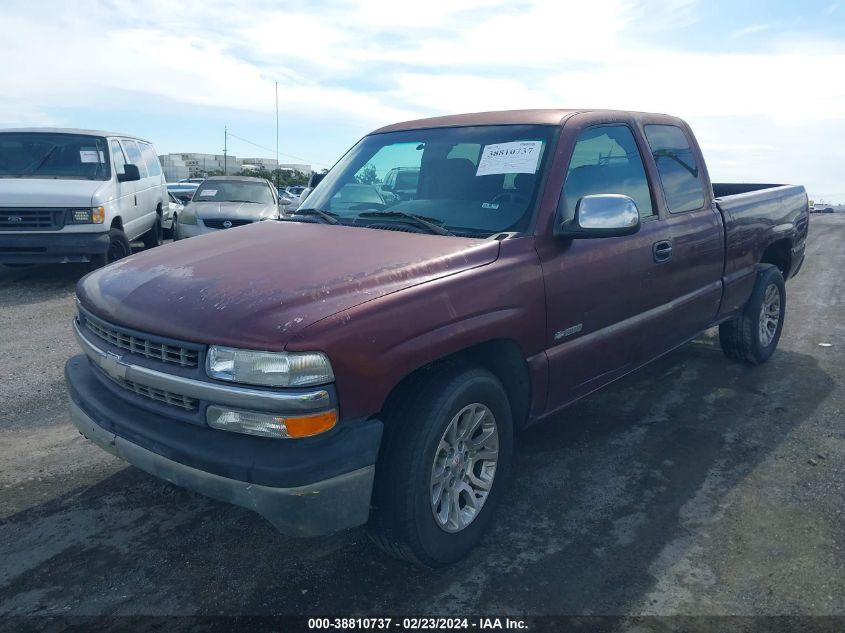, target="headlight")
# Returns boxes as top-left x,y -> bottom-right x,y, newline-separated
206,346 -> 334,387
178,206 -> 198,225
69,206 -> 105,224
